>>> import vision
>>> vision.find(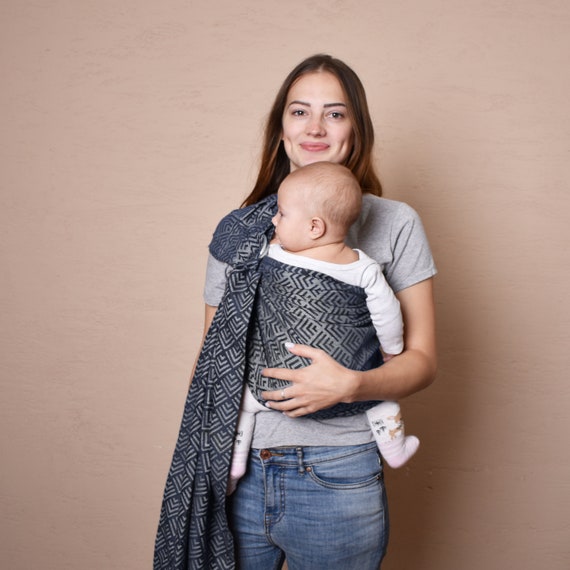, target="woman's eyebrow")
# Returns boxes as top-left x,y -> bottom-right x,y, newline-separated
287,100 -> 347,108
